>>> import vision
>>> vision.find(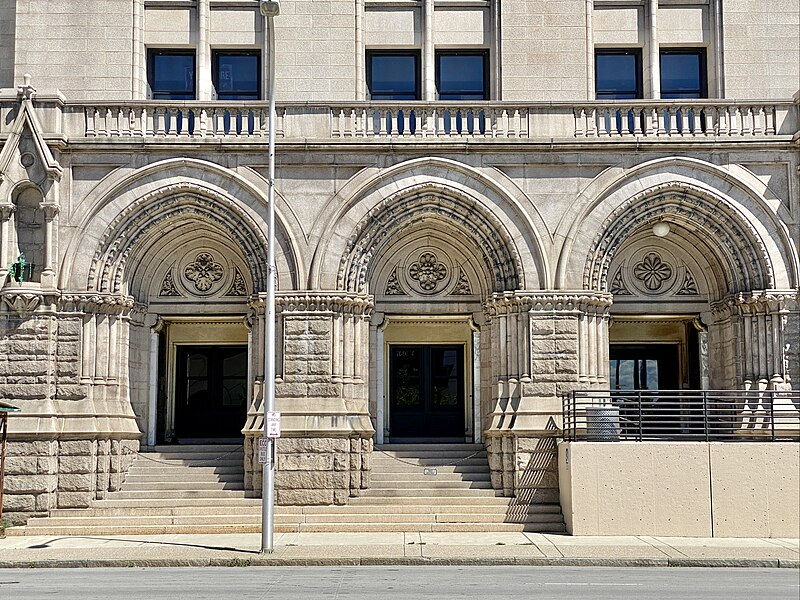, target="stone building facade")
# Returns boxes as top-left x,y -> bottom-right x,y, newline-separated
0,0 -> 798,523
